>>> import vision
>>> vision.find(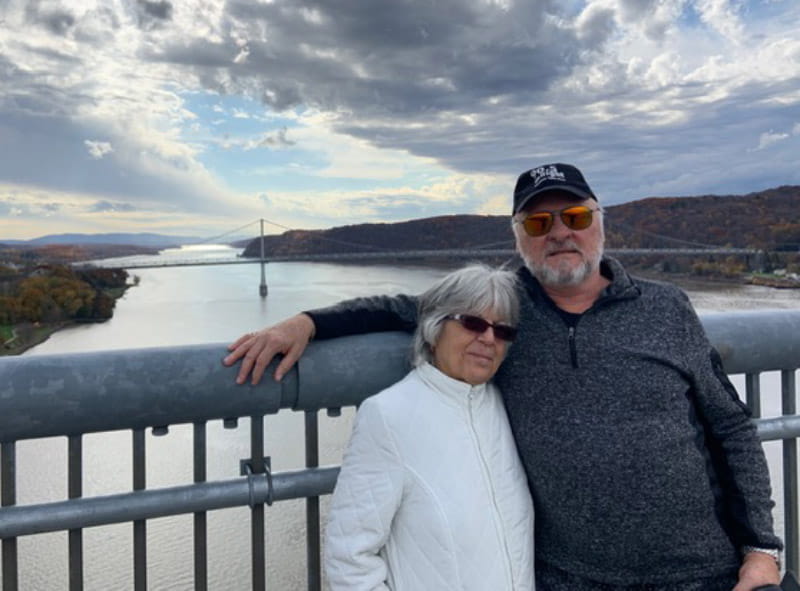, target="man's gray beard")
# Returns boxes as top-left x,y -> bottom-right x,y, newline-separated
522,246 -> 603,287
